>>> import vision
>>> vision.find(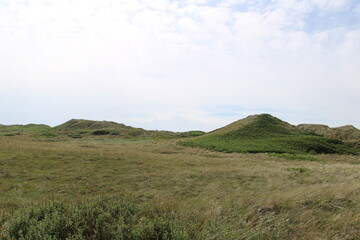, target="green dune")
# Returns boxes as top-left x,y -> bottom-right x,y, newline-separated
180,114 -> 357,154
